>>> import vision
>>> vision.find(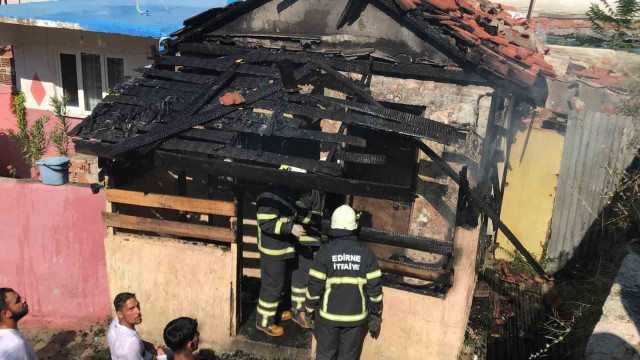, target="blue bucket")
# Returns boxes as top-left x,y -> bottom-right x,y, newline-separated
36,157 -> 70,185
